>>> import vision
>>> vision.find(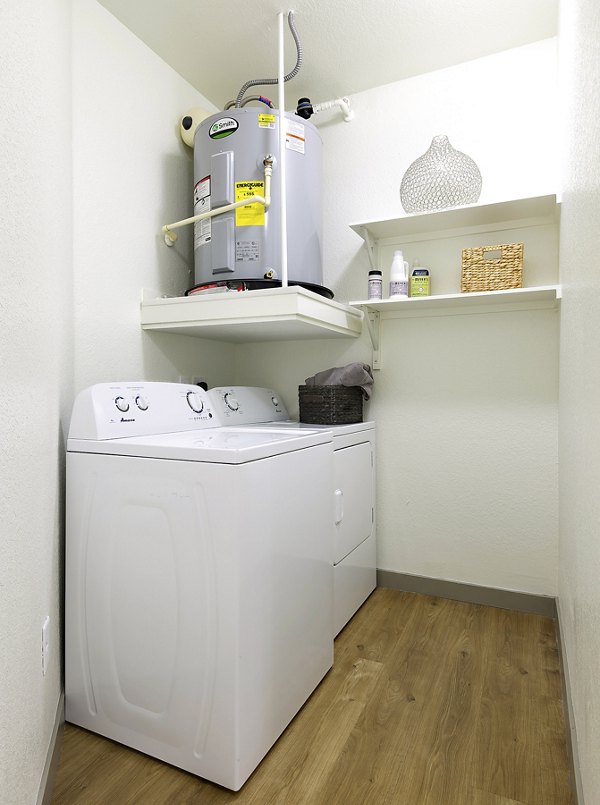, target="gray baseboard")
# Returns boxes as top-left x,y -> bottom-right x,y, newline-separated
37,690 -> 64,805
555,600 -> 584,804
377,569 -> 557,618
